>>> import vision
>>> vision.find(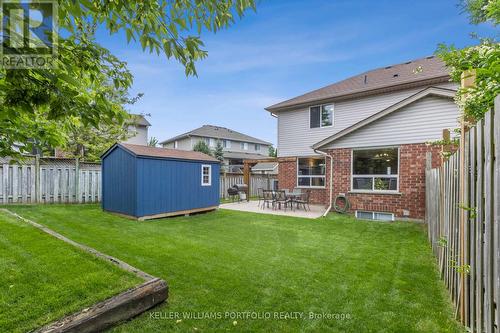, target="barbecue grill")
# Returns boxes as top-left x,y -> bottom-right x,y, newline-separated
227,184 -> 248,202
